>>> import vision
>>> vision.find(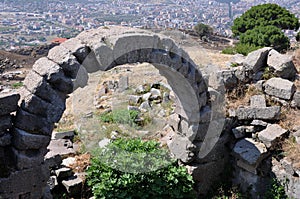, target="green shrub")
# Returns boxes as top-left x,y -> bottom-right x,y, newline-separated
11,82 -> 23,89
86,138 -> 195,199
264,178 -> 288,199
99,109 -> 140,127
222,43 -> 261,56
